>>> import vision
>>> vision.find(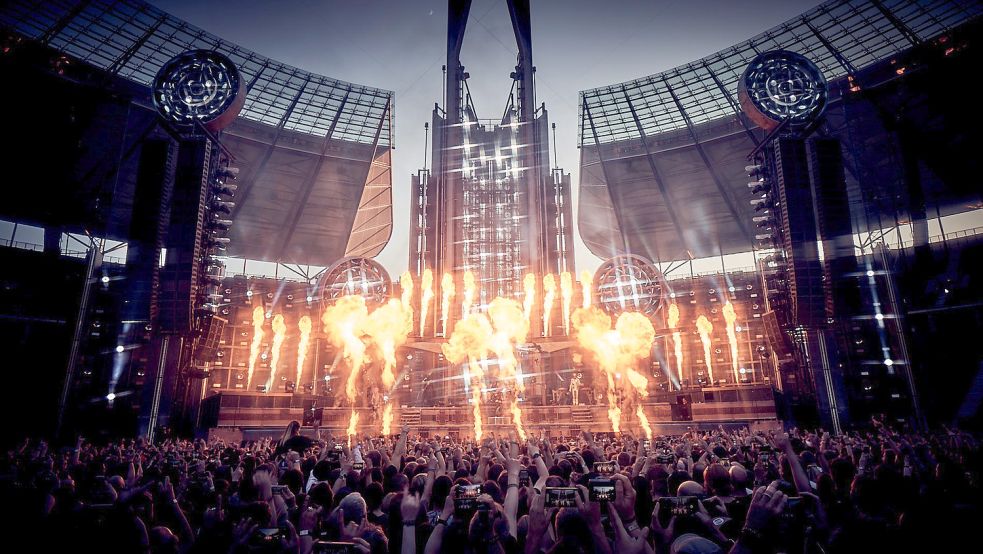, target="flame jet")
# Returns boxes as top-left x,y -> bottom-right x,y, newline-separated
462,270 -> 476,317
668,304 -> 683,389
419,268 -> 434,335
722,302 -> 740,383
580,270 -> 593,309
560,272 -> 573,335
321,295 -> 369,402
382,403 -> 393,435
442,313 -> 493,441
364,299 -> 413,389
265,314 -> 287,391
488,297 -> 529,440
636,406 -> 653,440
522,273 -> 536,325
542,274 -> 556,336
347,410 -> 359,444
247,306 -> 265,389
440,272 -> 455,336
295,315 -> 312,388
696,315 -> 715,384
